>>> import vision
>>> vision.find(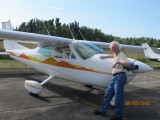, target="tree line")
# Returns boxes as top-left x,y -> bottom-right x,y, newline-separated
15,18 -> 160,47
